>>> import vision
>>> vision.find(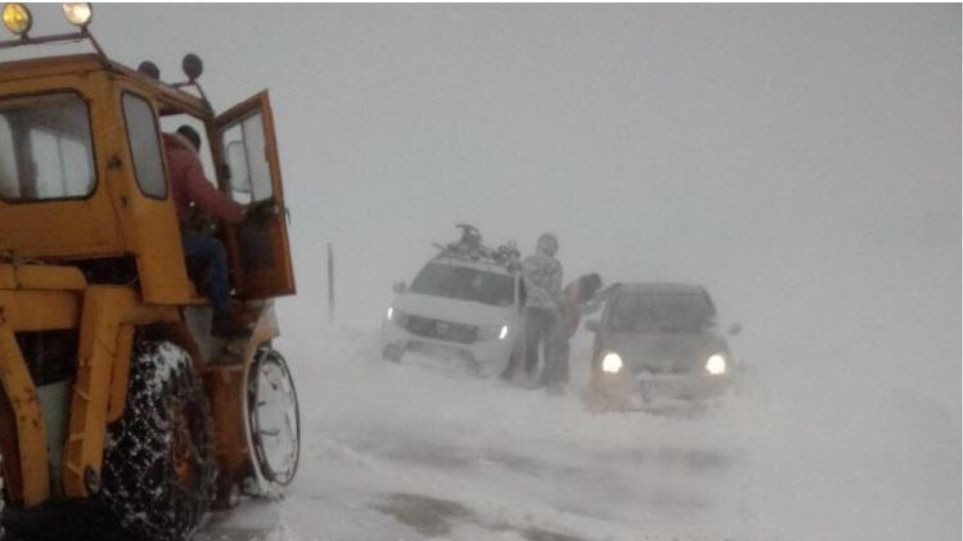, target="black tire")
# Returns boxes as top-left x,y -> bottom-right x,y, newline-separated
97,339 -> 216,541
